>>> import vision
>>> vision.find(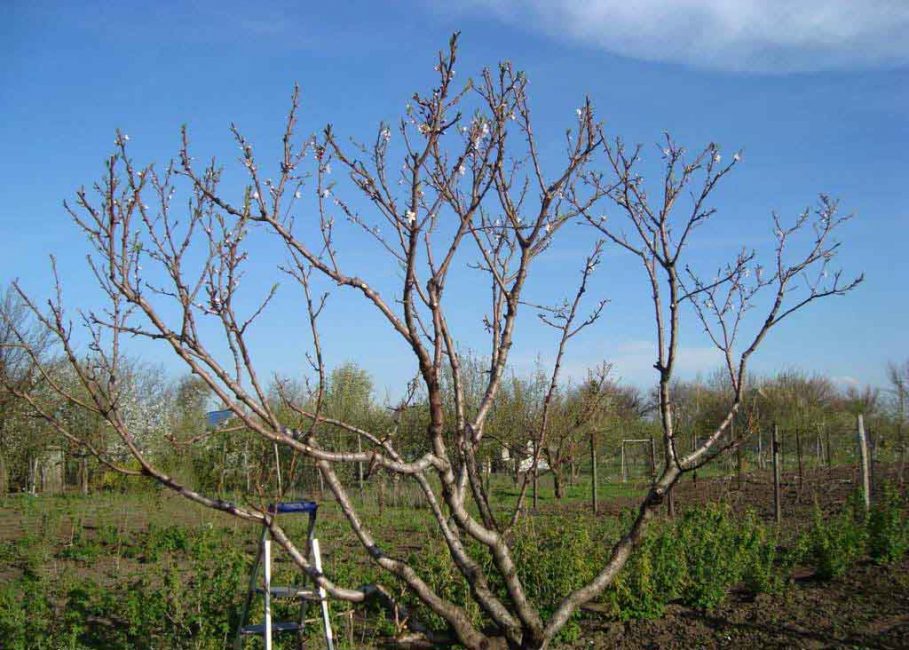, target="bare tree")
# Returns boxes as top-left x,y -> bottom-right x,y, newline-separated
886,359 -> 908,482
6,36 -> 861,649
